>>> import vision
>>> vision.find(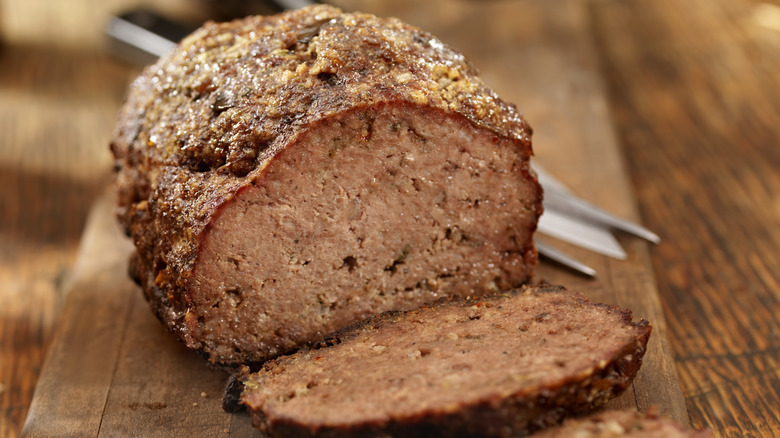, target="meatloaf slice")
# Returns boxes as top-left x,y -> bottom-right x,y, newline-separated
111,5 -> 542,366
241,285 -> 652,438
531,408 -> 712,437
